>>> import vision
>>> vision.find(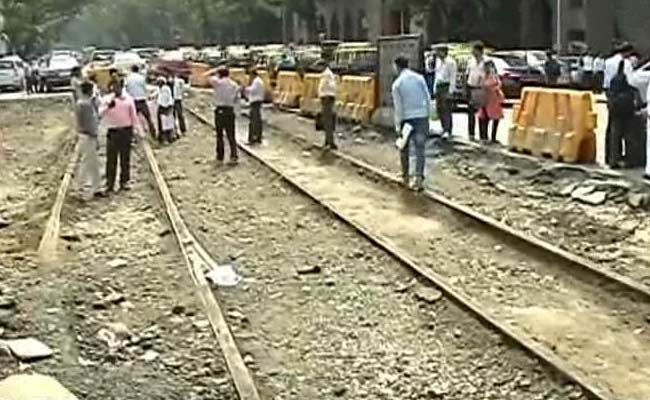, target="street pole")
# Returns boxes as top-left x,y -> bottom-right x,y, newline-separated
555,0 -> 562,54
